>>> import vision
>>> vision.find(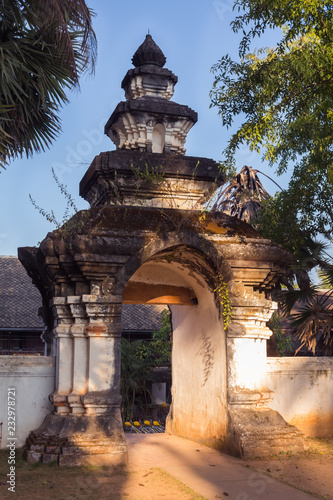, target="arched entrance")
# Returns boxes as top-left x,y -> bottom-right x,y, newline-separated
19,205 -> 307,465
122,245 -> 228,446
18,34 -> 307,466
